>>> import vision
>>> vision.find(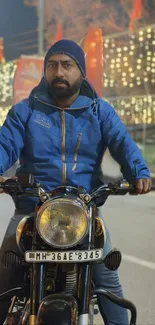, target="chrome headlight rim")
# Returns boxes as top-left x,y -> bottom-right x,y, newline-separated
36,197 -> 89,249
